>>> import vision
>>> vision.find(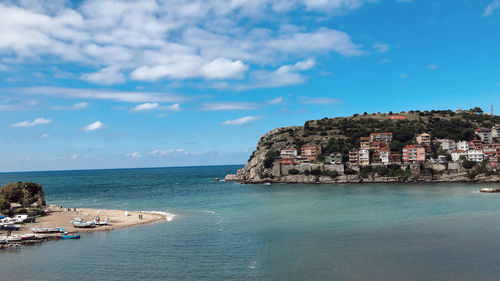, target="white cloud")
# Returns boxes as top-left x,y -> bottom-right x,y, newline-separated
132,102 -> 158,112
301,97 -> 339,104
484,0 -> 500,16
400,73 -> 407,78
10,117 -> 52,127
18,87 -> 186,103
83,121 -> 104,131
54,102 -> 89,110
428,64 -> 438,69
126,152 -> 141,158
81,66 -> 125,85
0,1 -> 373,89
71,153 -> 78,159
373,43 -> 389,53
222,116 -> 262,126
240,58 -> 316,89
268,97 -> 283,104
132,102 -> 181,112
201,102 -> 257,111
40,133 -> 50,138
